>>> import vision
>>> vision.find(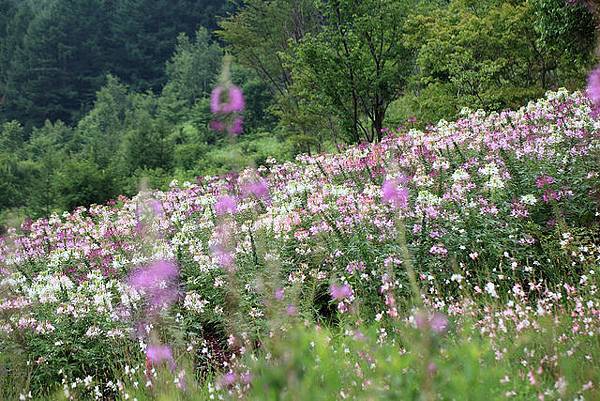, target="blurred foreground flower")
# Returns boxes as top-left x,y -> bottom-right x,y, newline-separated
128,260 -> 179,310
146,344 -> 176,372
382,177 -> 410,209
587,66 -> 600,117
211,85 -> 245,114
210,56 -> 245,136
414,311 -> 449,334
